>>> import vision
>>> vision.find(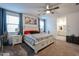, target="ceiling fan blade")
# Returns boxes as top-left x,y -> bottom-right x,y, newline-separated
38,11 -> 46,16
49,6 -> 59,10
53,6 -> 59,9
43,6 -> 59,11
44,9 -> 50,11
